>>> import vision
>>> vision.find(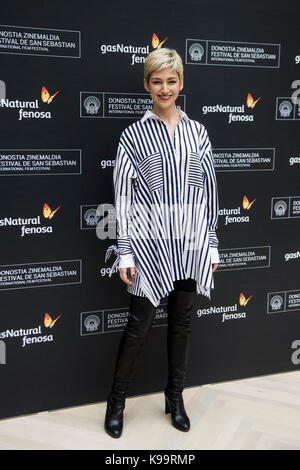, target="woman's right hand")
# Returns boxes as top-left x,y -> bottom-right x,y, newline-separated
119,267 -> 136,285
